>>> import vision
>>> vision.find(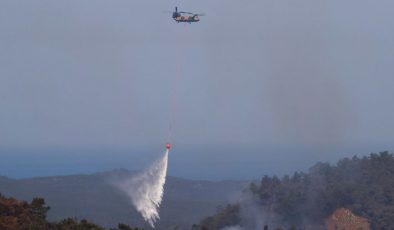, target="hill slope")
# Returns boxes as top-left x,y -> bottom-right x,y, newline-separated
0,170 -> 247,229
199,151 -> 394,229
